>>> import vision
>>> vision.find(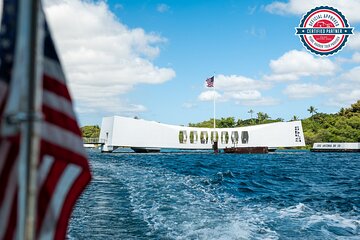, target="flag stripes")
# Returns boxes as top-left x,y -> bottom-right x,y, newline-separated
0,1 -> 91,239
43,58 -> 66,85
39,164 -> 81,240
37,19 -> 91,240
43,75 -> 72,102
37,155 -> 54,191
43,90 -> 77,122
41,123 -> 87,160
43,106 -> 81,137
0,150 -> 18,239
